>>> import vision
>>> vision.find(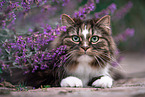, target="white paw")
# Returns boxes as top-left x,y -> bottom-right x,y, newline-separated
92,76 -> 113,88
60,76 -> 83,87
